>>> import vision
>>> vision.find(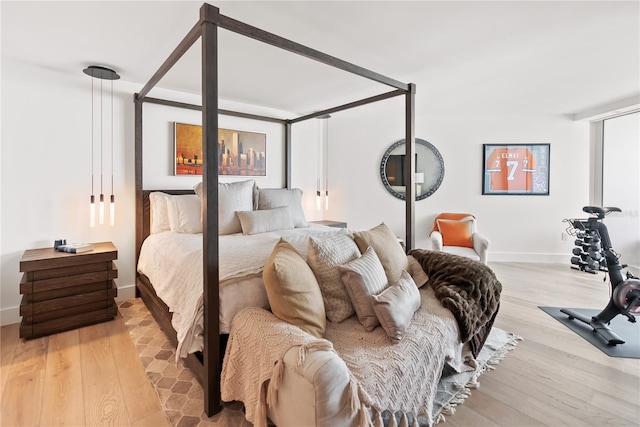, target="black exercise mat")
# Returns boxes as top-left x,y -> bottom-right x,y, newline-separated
539,306 -> 639,359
